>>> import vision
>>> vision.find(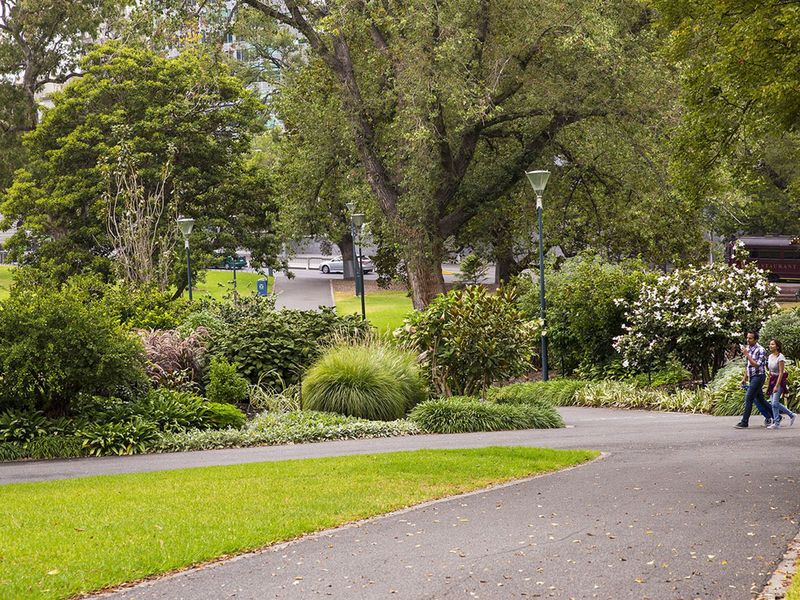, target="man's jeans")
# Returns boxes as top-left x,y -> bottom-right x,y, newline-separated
741,374 -> 771,425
